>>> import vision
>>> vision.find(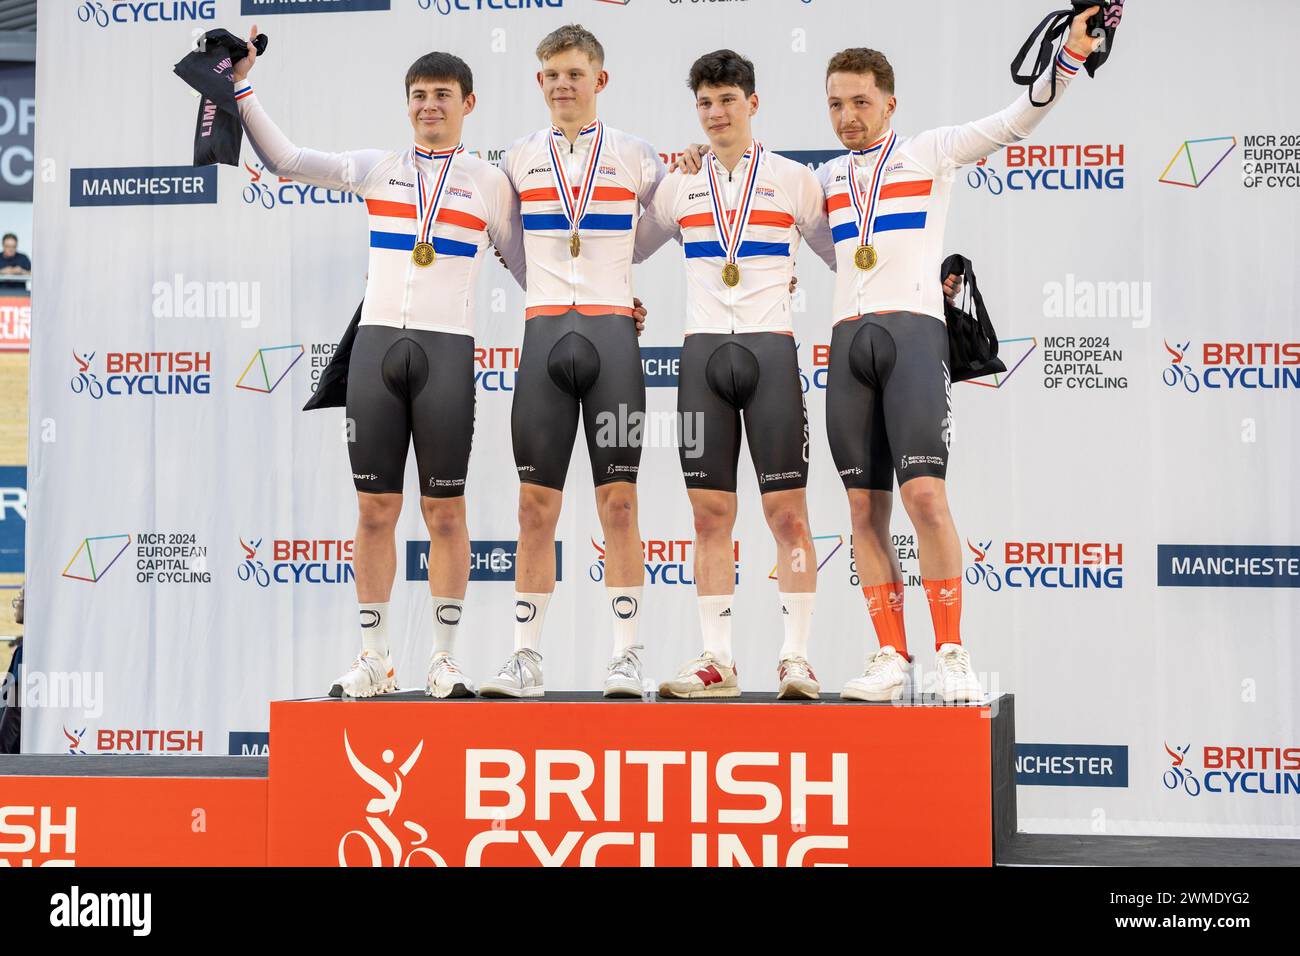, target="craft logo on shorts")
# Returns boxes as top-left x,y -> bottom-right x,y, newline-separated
416,0 -> 562,14
965,538 -> 1124,591
405,540 -> 562,582
1161,339 -> 1300,392
1015,744 -> 1128,788
590,537 -> 739,586
796,342 -> 830,393
1162,741 -> 1300,798
229,731 -> 269,756
641,347 -> 681,388
71,166 -> 217,207
241,0 -> 390,14
966,144 -> 1125,194
69,349 -> 212,399
76,1 -> 216,28
238,536 -> 355,586
236,345 -> 305,394
475,345 -> 519,393
241,160 -> 363,210
1156,545 -> 1300,589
